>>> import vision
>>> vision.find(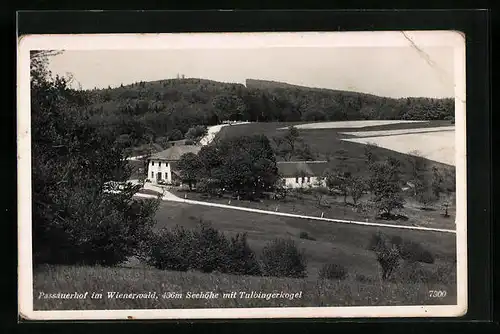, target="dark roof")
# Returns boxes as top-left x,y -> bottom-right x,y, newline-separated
149,145 -> 202,161
277,161 -> 329,177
